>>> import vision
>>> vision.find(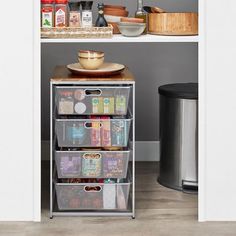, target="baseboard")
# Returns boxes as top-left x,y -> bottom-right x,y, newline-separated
135,141 -> 160,161
41,140 -> 160,162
